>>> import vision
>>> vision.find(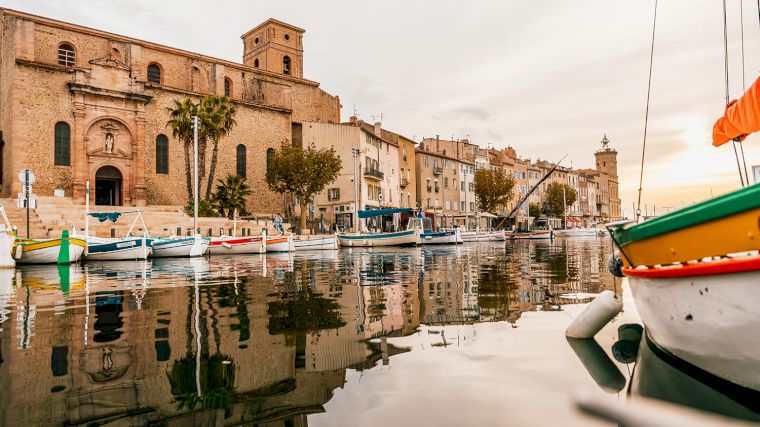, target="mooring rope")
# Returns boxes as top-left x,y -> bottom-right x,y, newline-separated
636,0 -> 658,220
739,0 -> 751,184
